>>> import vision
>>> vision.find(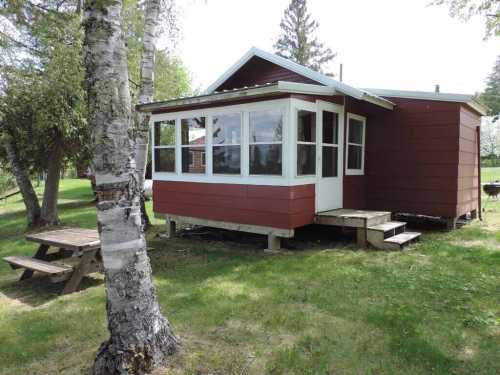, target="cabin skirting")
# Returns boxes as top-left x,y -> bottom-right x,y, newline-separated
153,181 -> 315,230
